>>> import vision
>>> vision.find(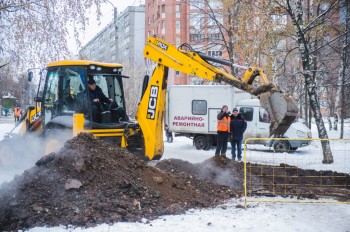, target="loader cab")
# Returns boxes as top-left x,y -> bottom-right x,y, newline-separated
41,60 -> 128,130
